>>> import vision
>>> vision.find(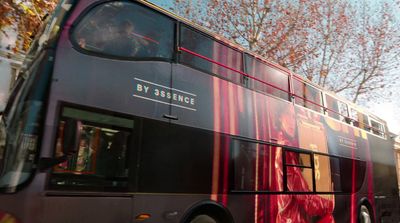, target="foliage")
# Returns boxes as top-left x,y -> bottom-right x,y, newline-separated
0,0 -> 58,52
172,0 -> 400,103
